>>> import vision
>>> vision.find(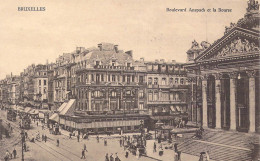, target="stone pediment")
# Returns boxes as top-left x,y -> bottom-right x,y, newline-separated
195,27 -> 260,61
